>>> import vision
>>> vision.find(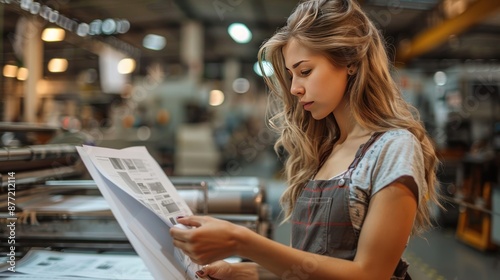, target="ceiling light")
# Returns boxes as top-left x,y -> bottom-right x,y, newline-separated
253,61 -> 274,77
117,58 -> 136,74
17,67 -> 28,80
101,19 -> 117,35
228,23 -> 252,44
209,90 -> 225,106
48,58 -> 68,73
76,23 -> 90,37
143,34 -> 166,51
232,78 -> 250,94
3,64 -> 18,78
42,27 -> 65,42
434,71 -> 447,86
